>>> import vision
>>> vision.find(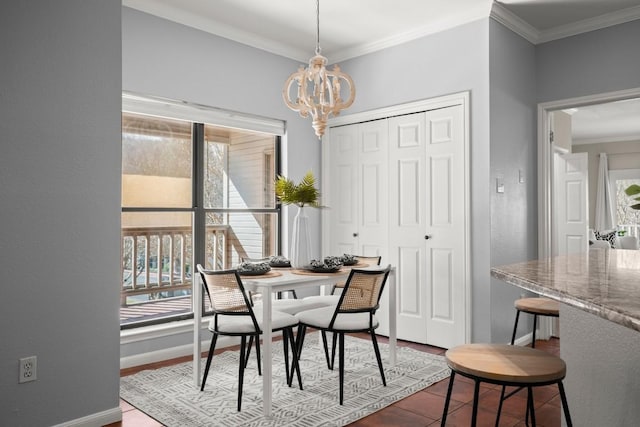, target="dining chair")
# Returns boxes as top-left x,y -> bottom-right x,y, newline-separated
197,264 -> 303,411
294,266 -> 391,404
330,255 -> 382,295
